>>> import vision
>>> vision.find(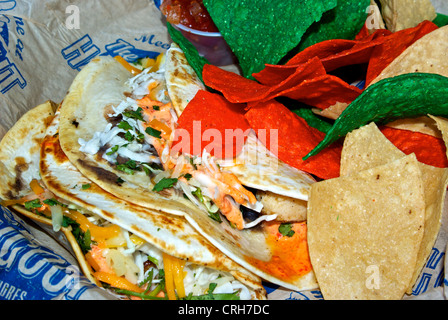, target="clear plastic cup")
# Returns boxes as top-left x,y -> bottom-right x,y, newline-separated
173,23 -> 237,66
